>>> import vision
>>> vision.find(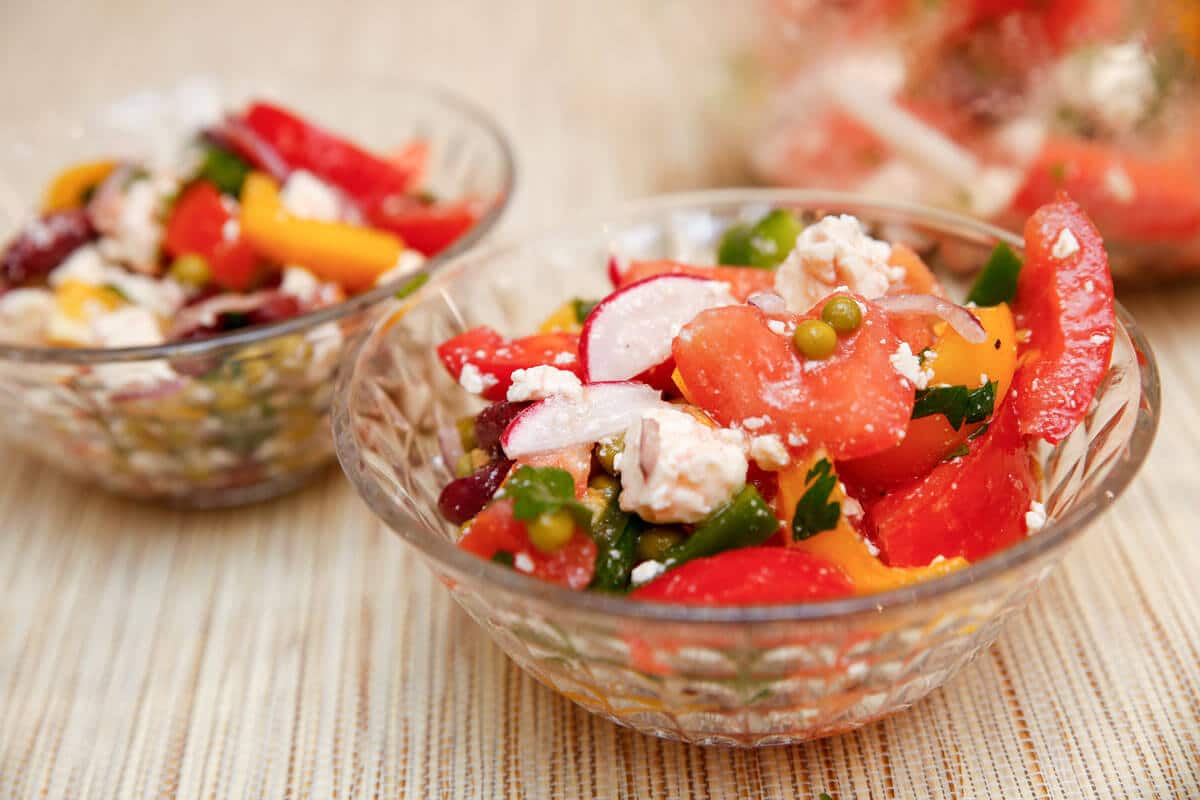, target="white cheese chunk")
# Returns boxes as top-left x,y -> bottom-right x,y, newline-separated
630,560 -> 666,587
506,365 -> 583,402
889,342 -> 932,389
774,215 -> 900,311
280,170 -> 342,221
748,434 -> 790,470
618,407 -> 748,524
1052,229 -> 1080,260
1025,501 -> 1048,533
